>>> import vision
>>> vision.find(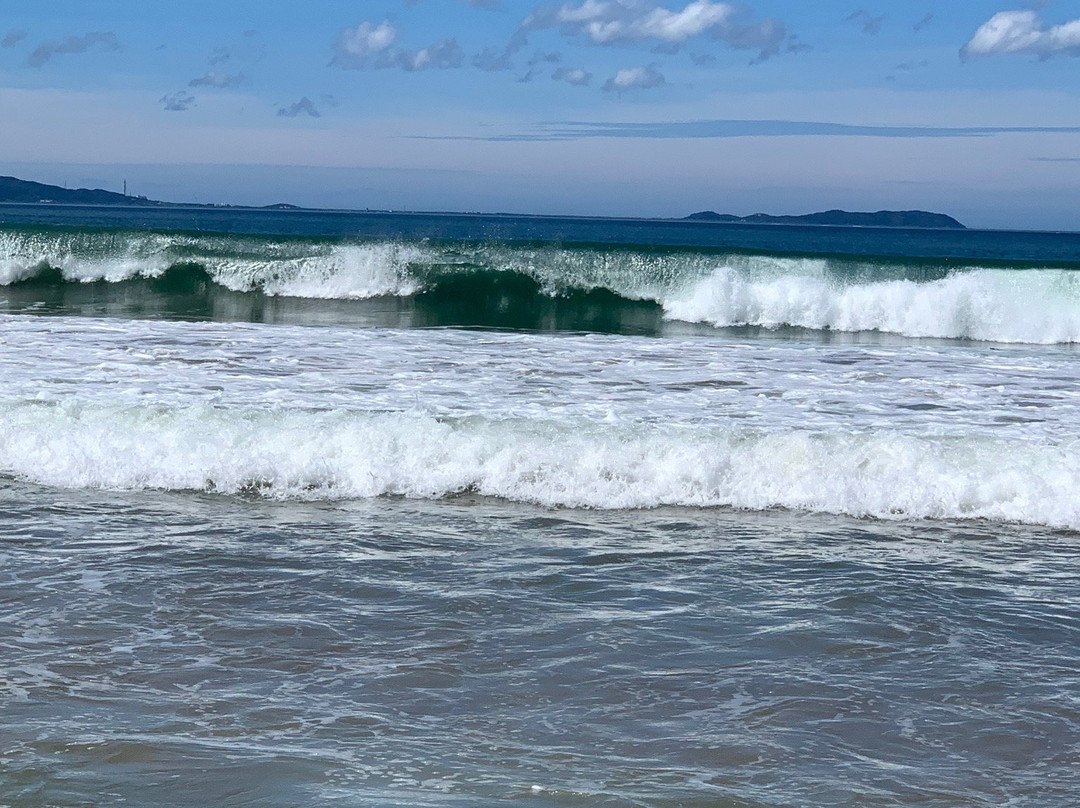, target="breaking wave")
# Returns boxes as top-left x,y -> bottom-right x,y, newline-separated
663,267 -> 1080,344
3,226 -> 1080,343
1,402 -> 1078,528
